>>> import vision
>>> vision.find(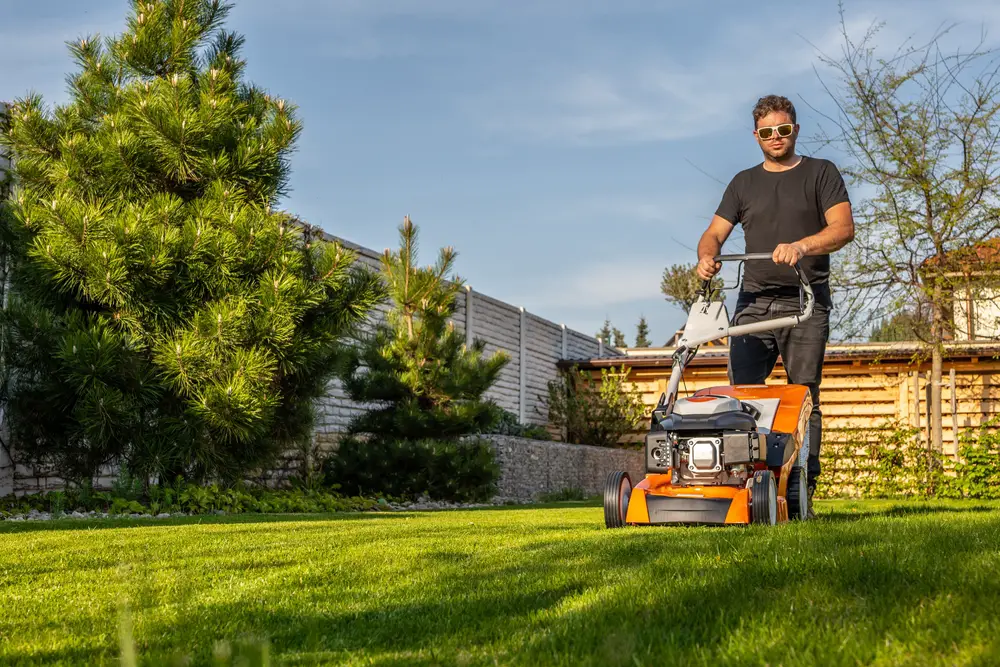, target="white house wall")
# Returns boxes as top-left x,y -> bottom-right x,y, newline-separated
954,286 -> 1000,340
